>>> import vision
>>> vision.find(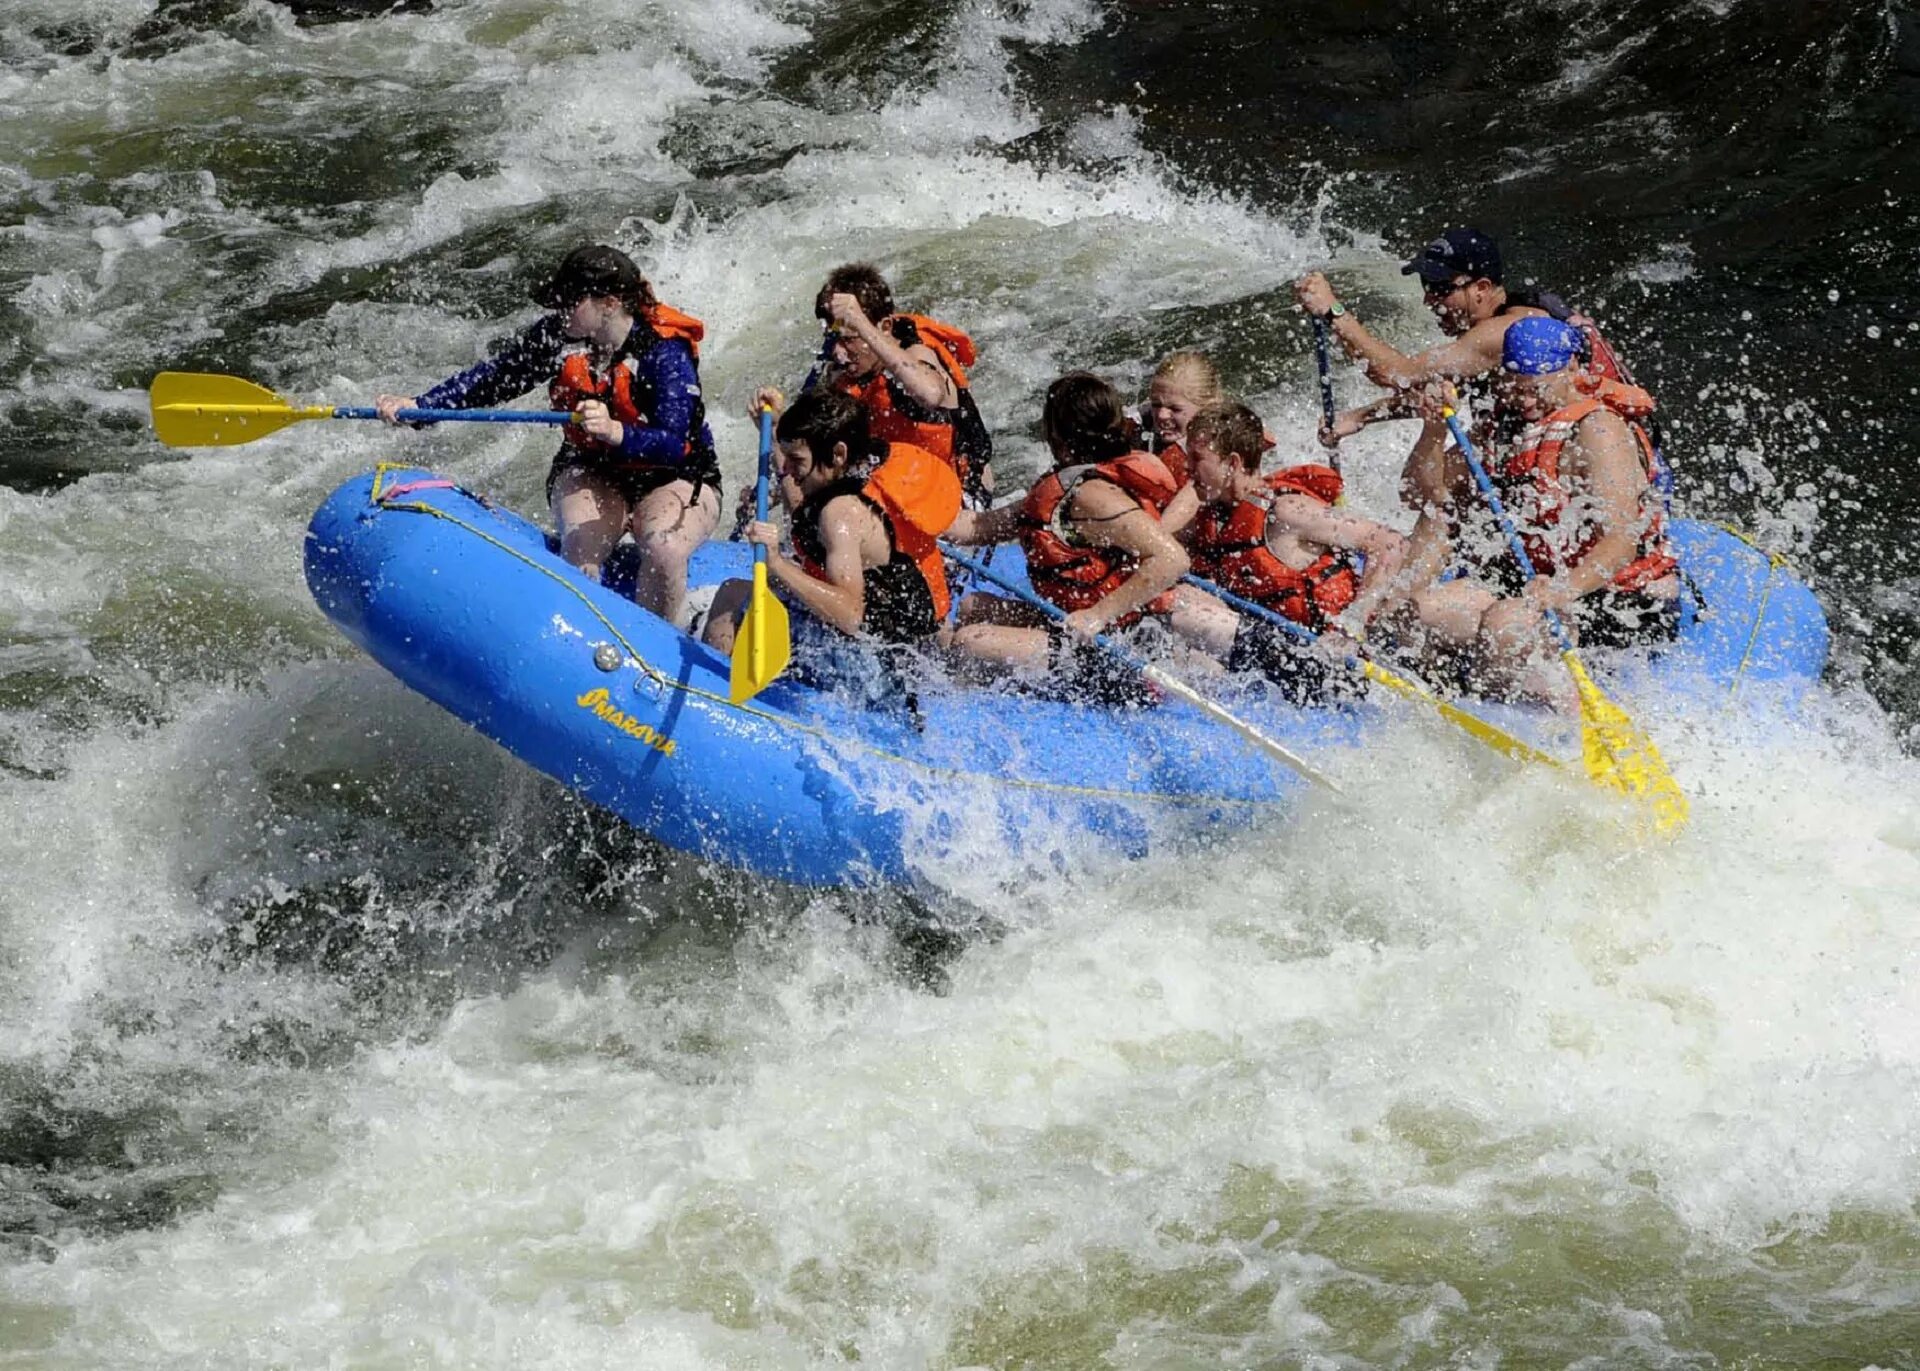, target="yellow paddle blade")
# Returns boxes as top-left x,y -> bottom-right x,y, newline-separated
729,564 -> 791,704
1563,651 -> 1690,833
149,371 -> 332,447
1359,660 -> 1560,768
